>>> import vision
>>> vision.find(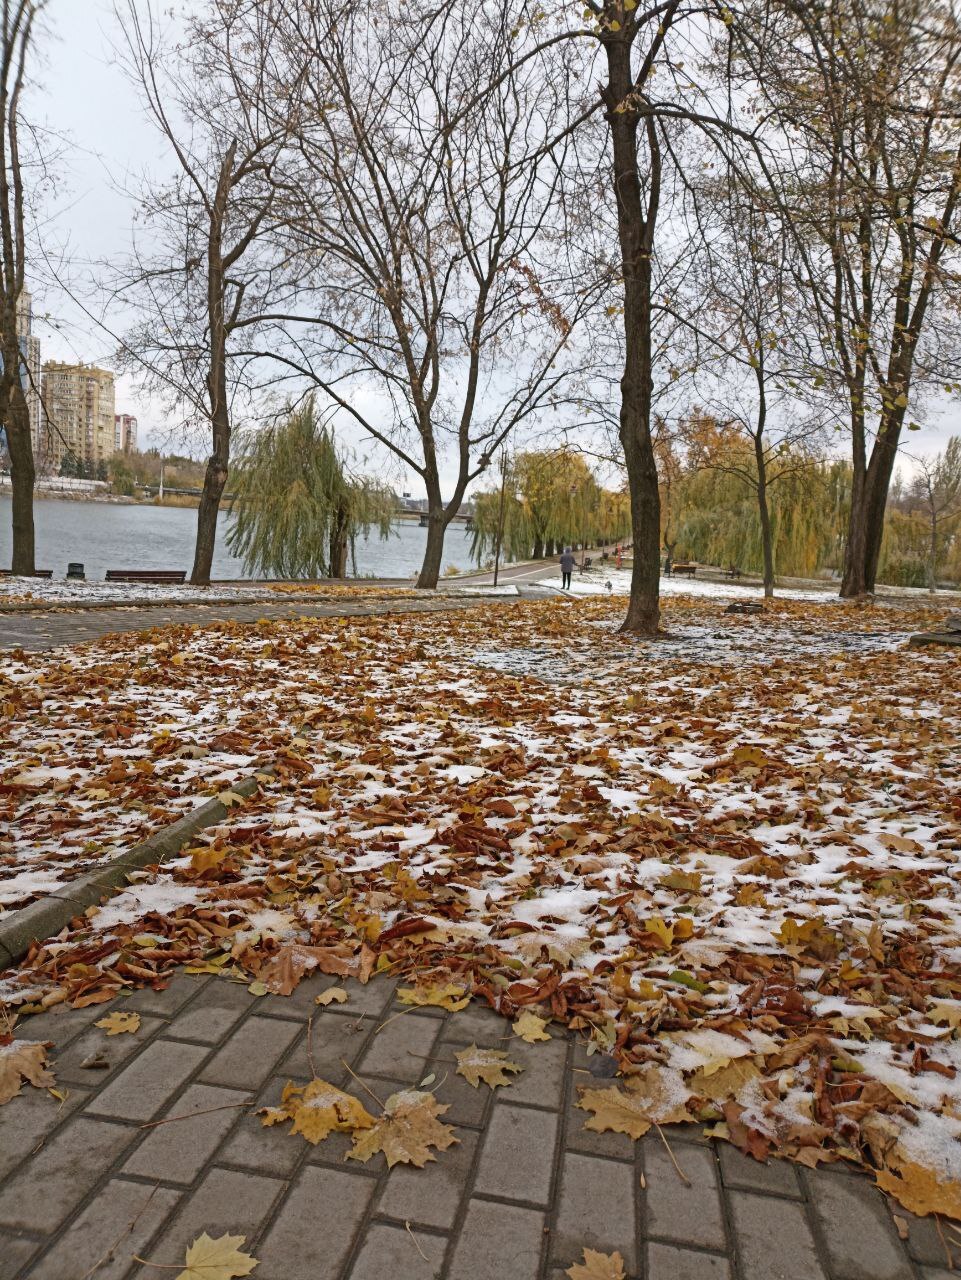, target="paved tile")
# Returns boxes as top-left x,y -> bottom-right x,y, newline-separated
643,1140 -> 726,1251
377,1130 -> 478,1229
0,1085 -> 89,1180
0,1116 -> 133,1234
122,1083 -> 250,1183
51,1015 -> 164,1085
718,1144 -> 800,1198
648,1241 -> 732,1278
564,1092 -> 635,1161
216,1075 -> 307,1177
472,1103 -> 559,1205
500,1037 -> 568,1109
163,979 -> 254,1043
447,1199 -> 545,1280
728,1190 -> 827,1280
0,1232 -> 39,1279
278,1010 -> 369,1083
357,1010 -> 441,1082
84,1039 -> 209,1122
350,1222 -> 445,1279
440,1002 -> 513,1047
26,1178 -> 180,1280
256,1165 -> 376,1280
130,1167 -> 284,1280
551,1151 -> 636,1271
122,973 -> 207,1016
803,1170 -> 909,1280
198,1015 -> 301,1089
